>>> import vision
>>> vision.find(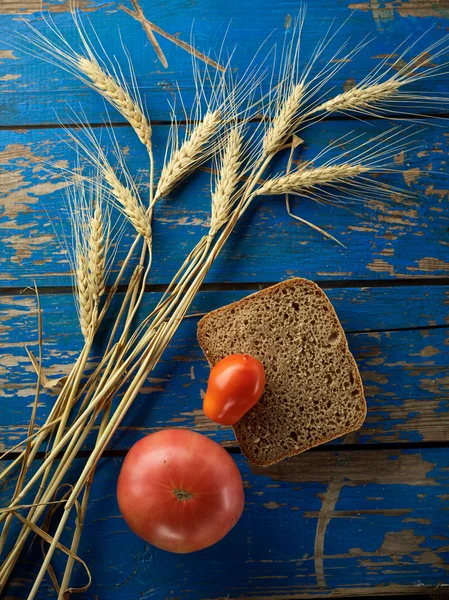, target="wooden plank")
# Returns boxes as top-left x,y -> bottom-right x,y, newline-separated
1,0 -> 449,126
1,447 -> 449,598
0,287 -> 448,452
1,119 -> 449,288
